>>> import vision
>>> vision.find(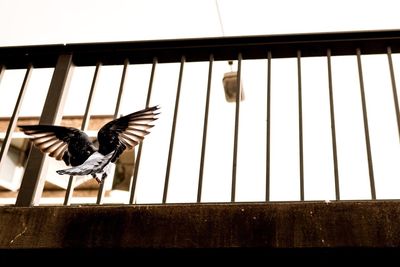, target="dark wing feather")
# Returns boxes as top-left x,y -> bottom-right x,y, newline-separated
18,125 -> 95,166
97,105 -> 160,162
